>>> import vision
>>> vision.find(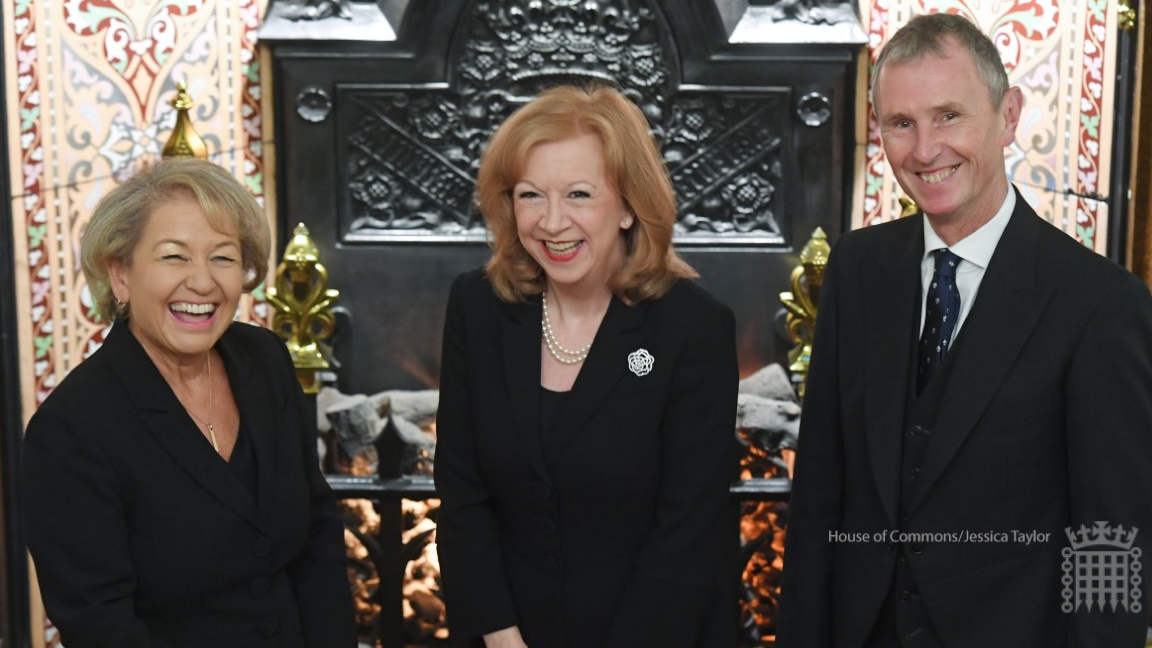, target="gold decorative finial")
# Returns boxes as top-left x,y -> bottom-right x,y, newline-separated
266,223 -> 340,394
898,194 -> 920,218
780,227 -> 831,398
1118,1 -> 1135,31
162,80 -> 209,159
